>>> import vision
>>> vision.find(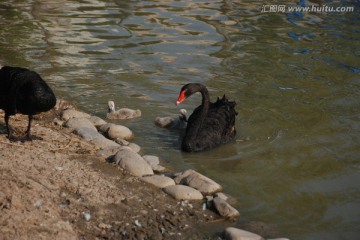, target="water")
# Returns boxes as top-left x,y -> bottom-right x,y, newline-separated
1,0 -> 360,239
